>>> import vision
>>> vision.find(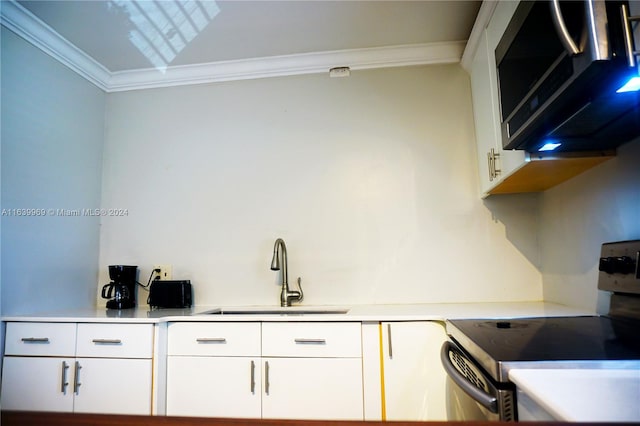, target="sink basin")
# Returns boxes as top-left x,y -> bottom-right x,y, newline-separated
200,308 -> 349,316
